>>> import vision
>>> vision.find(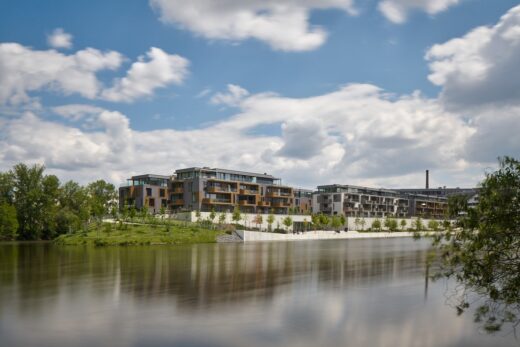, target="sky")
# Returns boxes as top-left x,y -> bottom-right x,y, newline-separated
0,0 -> 519,189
